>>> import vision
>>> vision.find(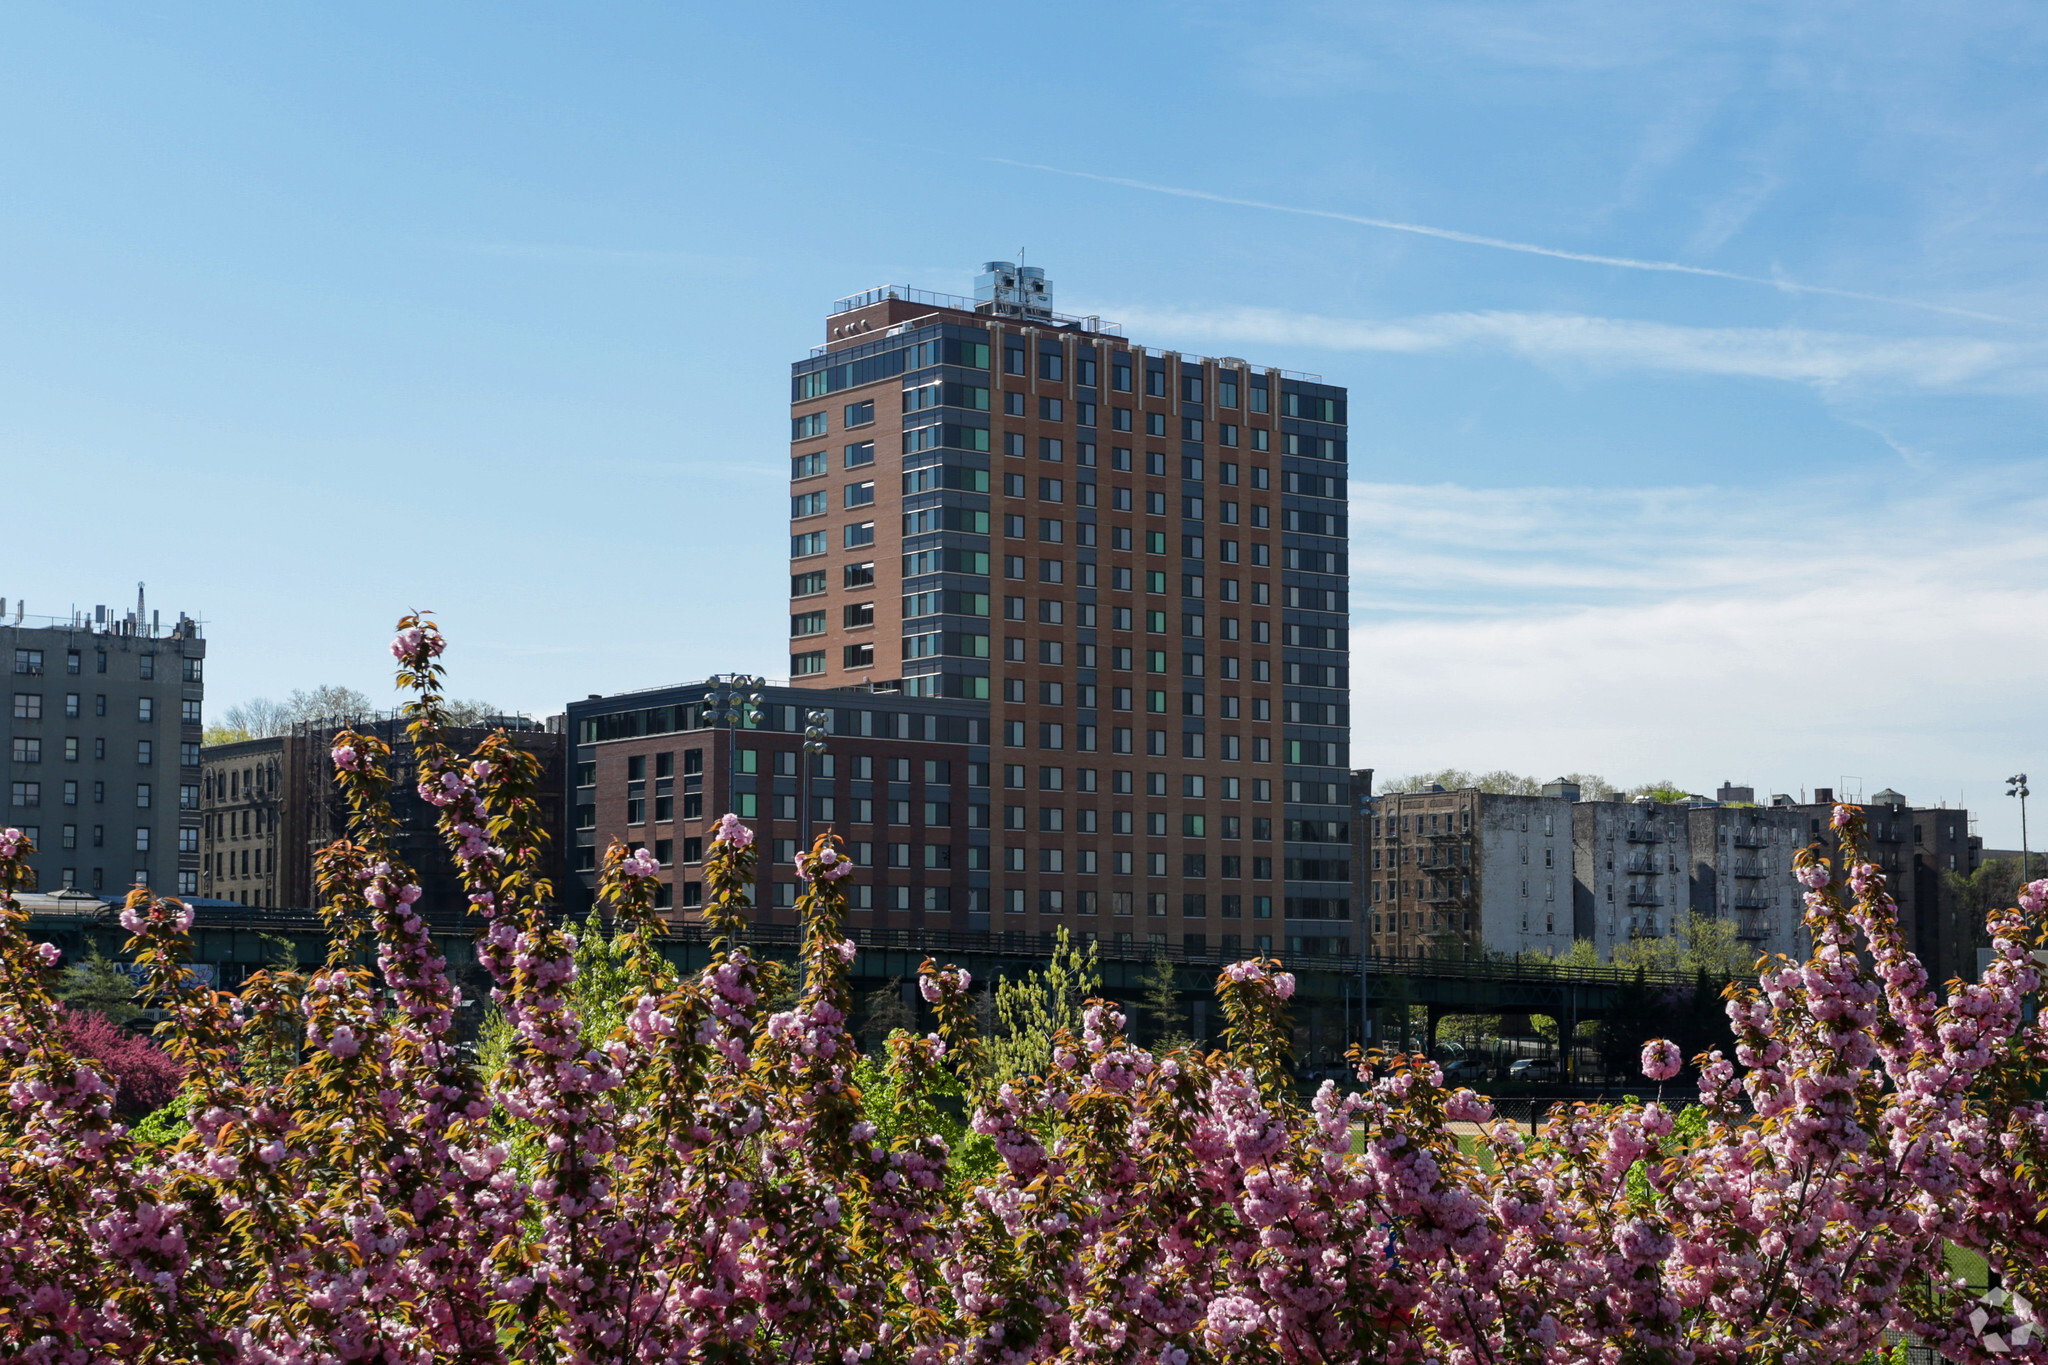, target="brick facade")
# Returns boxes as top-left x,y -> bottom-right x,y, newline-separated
774,269 -> 1354,958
